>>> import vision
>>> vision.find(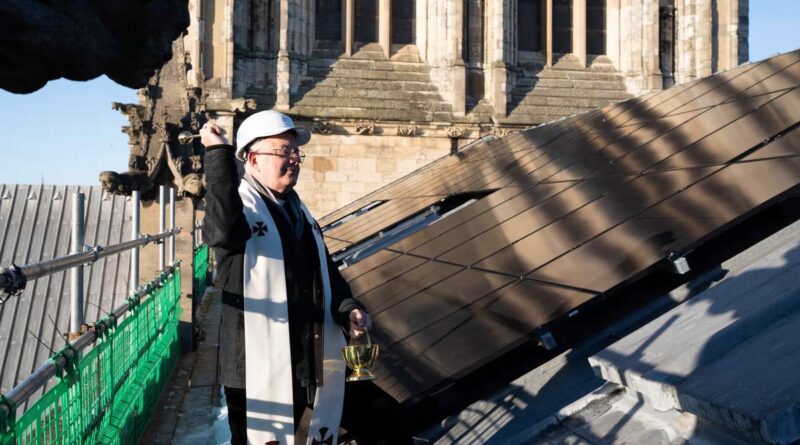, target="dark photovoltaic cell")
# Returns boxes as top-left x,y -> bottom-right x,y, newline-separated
350,259 -> 464,313
741,125 -> 800,161
370,268 -> 518,341
395,279 -> 595,376
407,182 -> 578,260
321,50 -> 800,403
526,215 -> 720,292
